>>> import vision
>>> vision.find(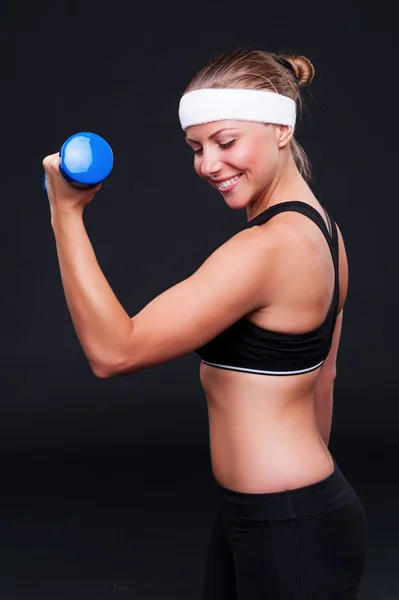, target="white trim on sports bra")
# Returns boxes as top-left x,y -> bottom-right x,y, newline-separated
200,359 -> 324,376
